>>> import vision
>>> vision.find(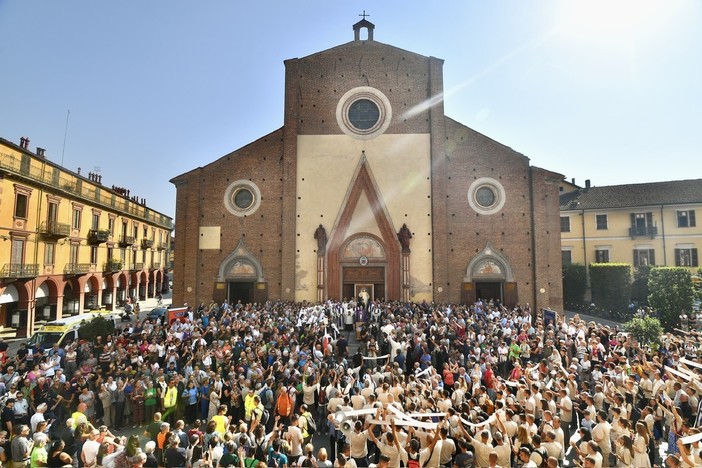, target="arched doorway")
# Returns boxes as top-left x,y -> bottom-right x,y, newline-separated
62,281 -> 80,317
0,284 -> 21,329
462,243 -> 517,307
138,272 -> 147,300
116,273 -> 128,306
35,281 -> 59,323
84,276 -> 100,310
217,240 -> 267,305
